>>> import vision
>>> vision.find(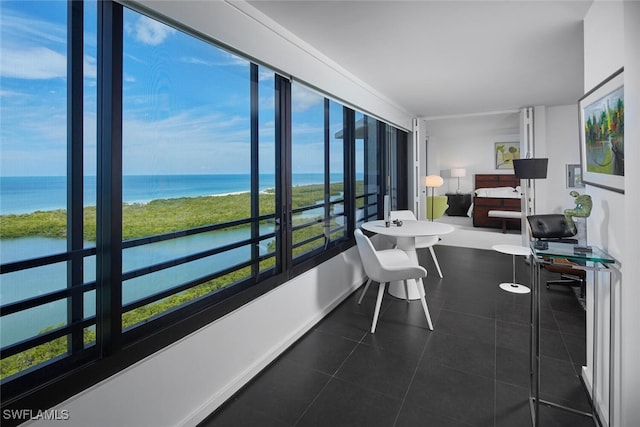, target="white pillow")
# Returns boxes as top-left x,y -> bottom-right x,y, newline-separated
475,186 -> 516,197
